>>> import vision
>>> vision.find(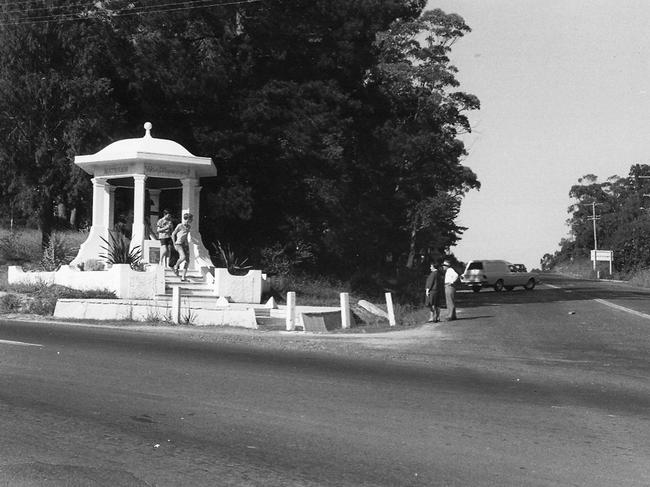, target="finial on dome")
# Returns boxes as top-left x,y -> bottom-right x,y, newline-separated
143,122 -> 152,138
